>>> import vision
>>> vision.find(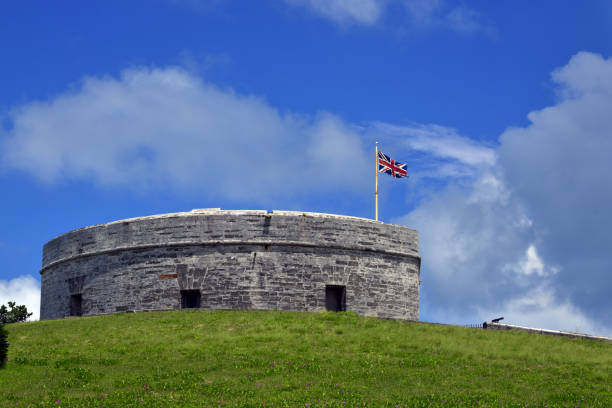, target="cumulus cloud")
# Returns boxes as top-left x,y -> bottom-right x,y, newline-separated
498,51 -> 612,327
398,153 -> 611,335
1,67 -> 370,203
0,275 -> 40,321
396,168 -> 537,313
396,51 -> 612,337
551,51 -> 612,98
